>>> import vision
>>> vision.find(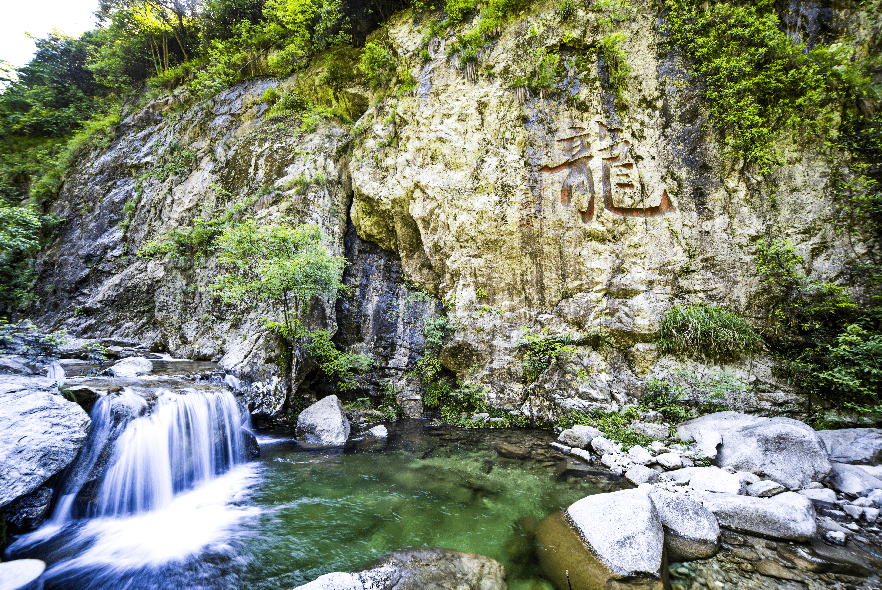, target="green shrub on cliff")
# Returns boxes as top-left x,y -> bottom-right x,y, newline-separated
210,219 -> 370,394
663,0 -> 877,171
754,238 -> 882,420
656,303 -> 762,362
